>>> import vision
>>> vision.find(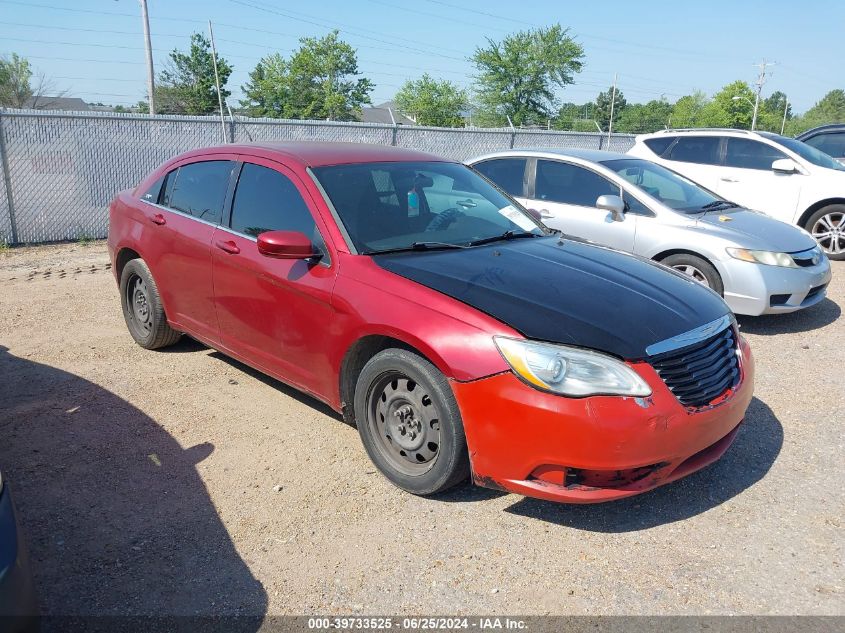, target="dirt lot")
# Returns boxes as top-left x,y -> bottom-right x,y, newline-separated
0,242 -> 842,618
